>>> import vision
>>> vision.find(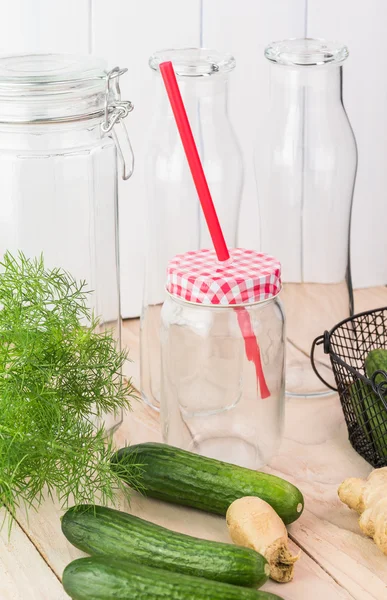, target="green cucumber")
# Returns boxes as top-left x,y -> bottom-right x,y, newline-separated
365,349 -> 387,385
348,352 -> 387,459
349,379 -> 374,443
62,557 -> 284,600
111,443 -> 304,525
61,505 -> 269,588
